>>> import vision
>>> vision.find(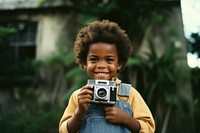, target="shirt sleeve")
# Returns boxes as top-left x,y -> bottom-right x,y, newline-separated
59,89 -> 79,133
129,87 -> 155,133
